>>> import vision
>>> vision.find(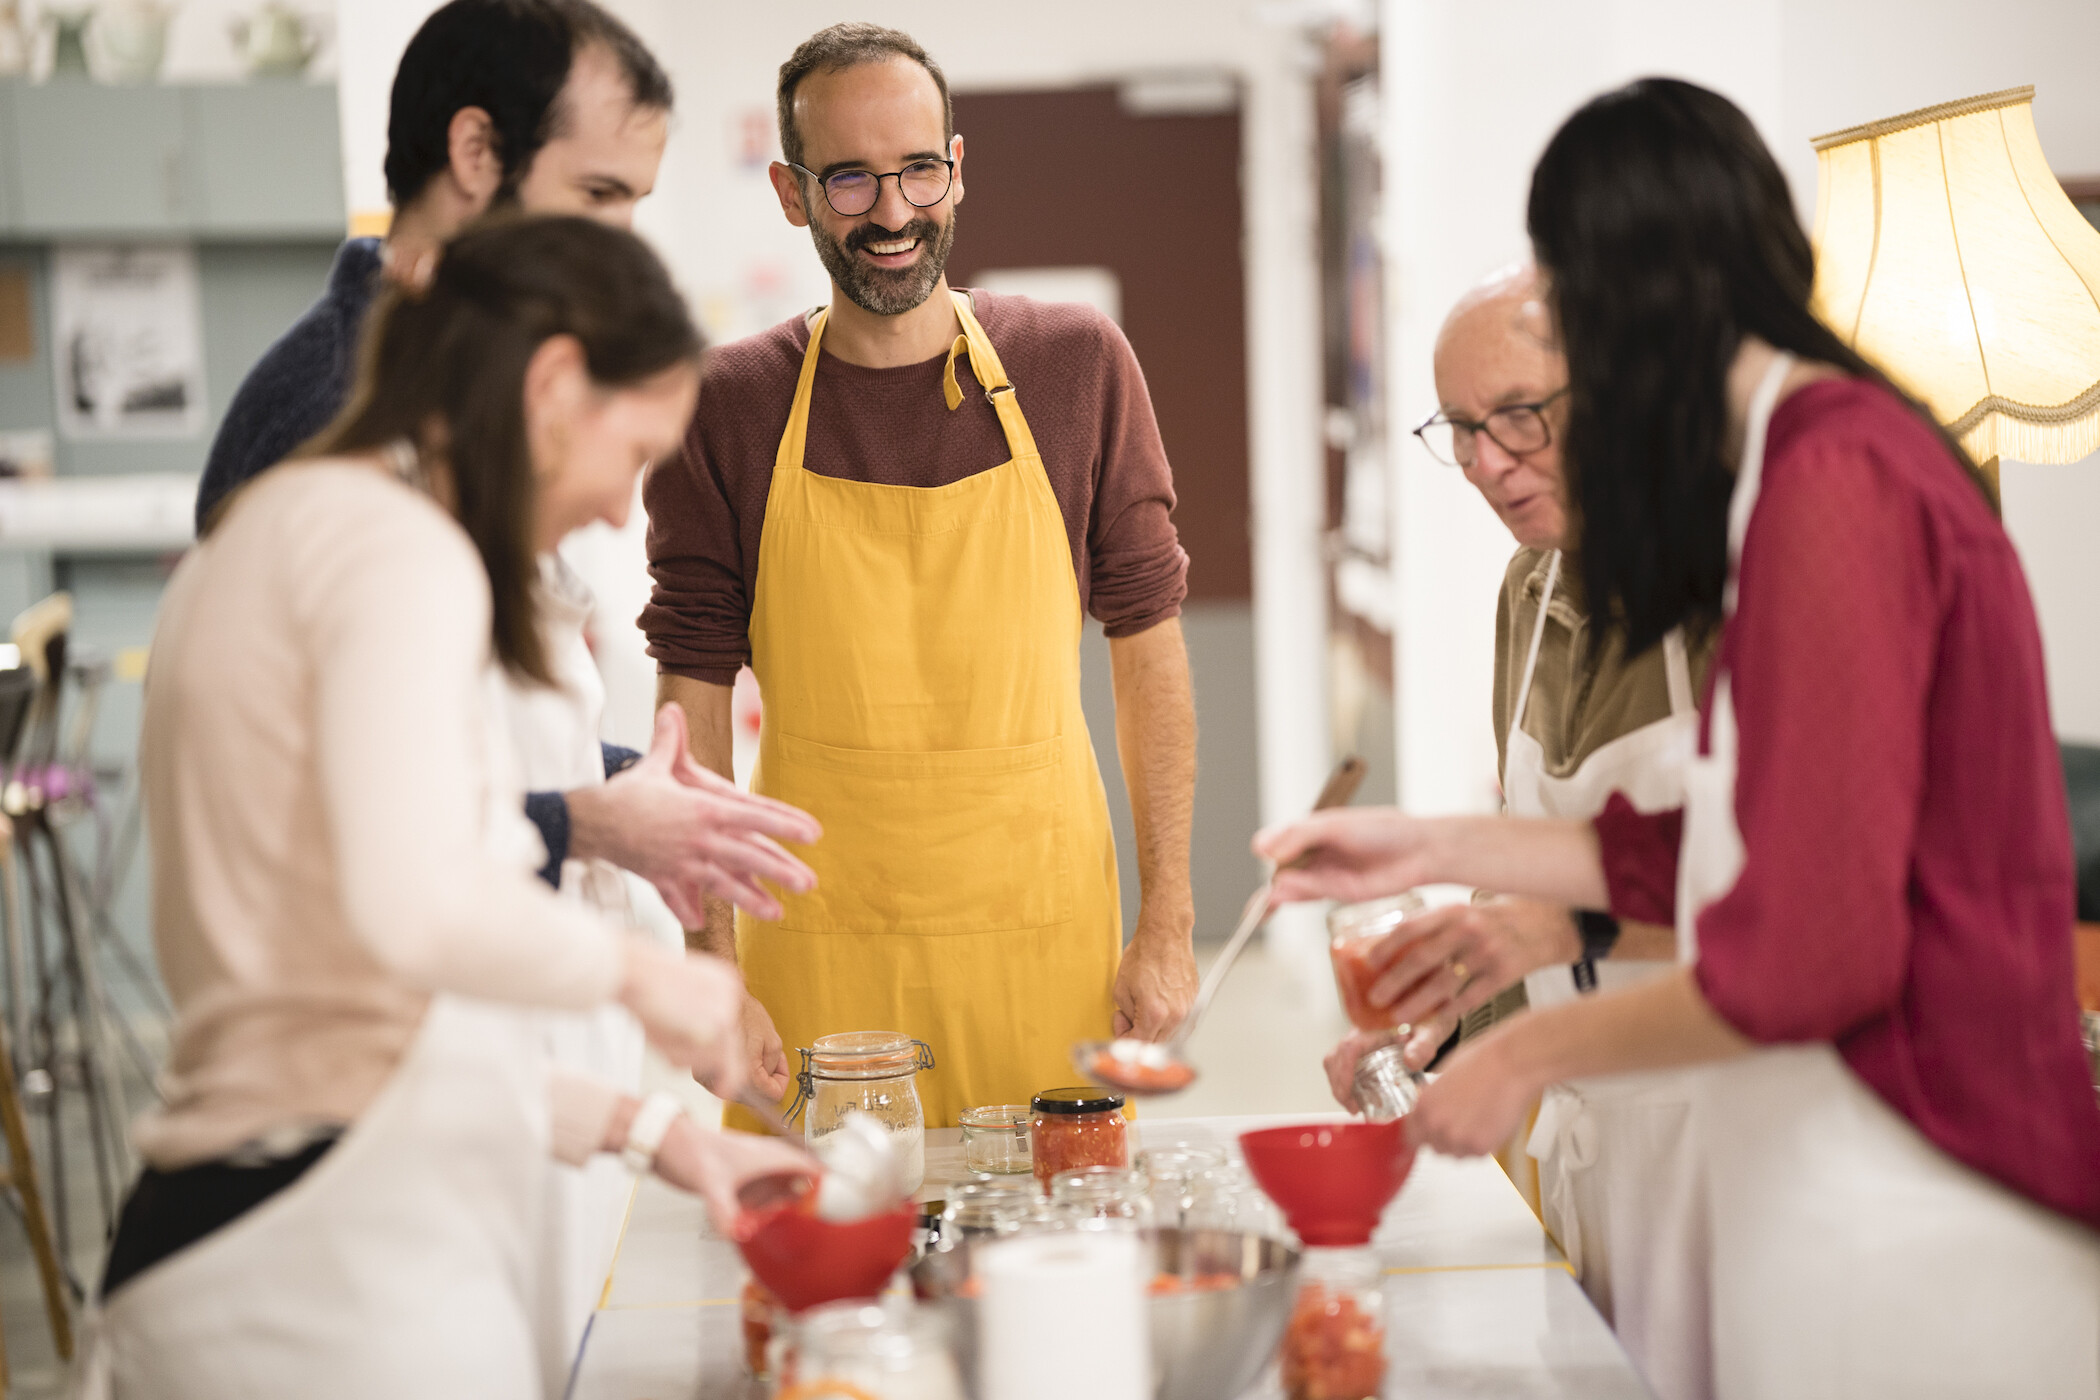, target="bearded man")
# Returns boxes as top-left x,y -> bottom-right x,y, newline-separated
641,23 -> 1200,1129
